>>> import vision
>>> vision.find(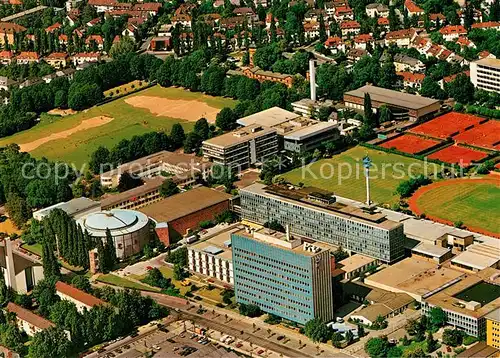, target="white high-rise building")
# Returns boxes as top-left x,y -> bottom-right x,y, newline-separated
470,58 -> 500,93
